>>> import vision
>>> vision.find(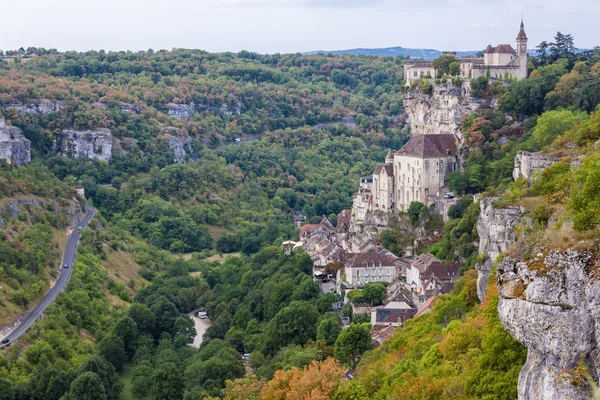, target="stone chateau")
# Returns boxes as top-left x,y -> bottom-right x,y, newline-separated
354,133 -> 458,221
404,20 -> 528,85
